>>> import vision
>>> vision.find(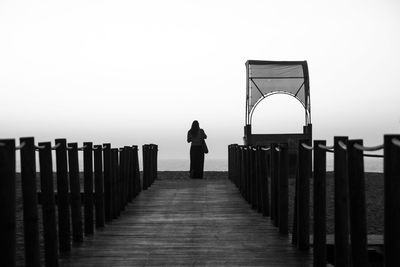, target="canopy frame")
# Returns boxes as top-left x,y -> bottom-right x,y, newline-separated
245,60 -> 311,126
